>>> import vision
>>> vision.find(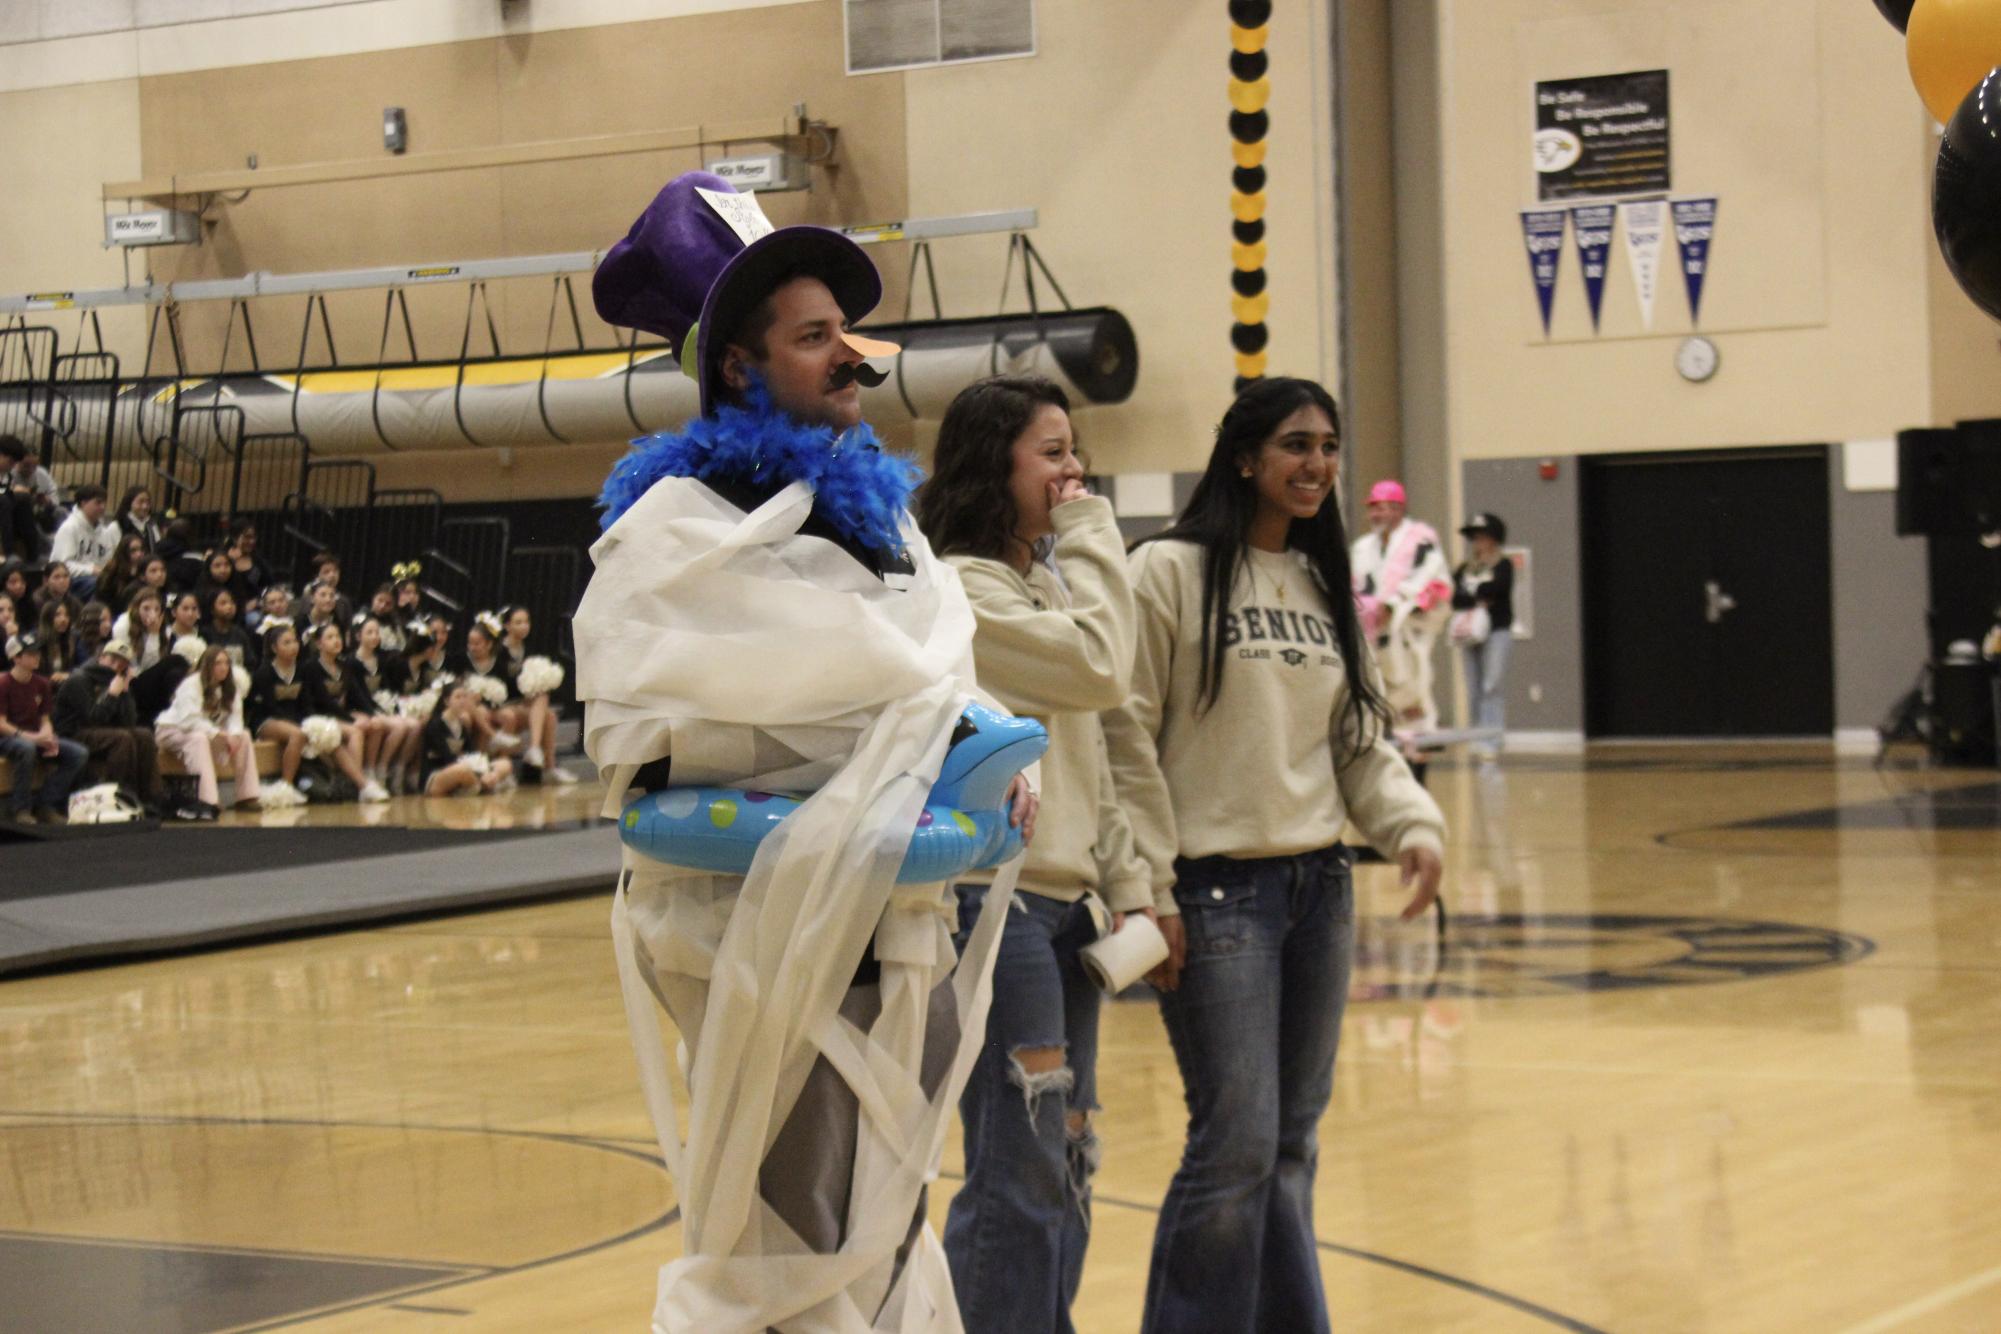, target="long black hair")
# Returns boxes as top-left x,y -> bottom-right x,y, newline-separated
915,375 -> 1073,560
1135,376 -> 1389,758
